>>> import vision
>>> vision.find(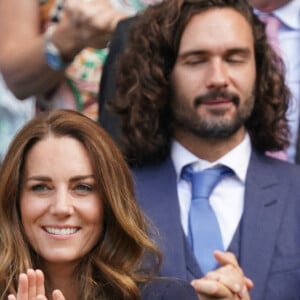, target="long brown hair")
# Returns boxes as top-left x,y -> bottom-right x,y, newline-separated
0,109 -> 160,299
114,0 -> 290,165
